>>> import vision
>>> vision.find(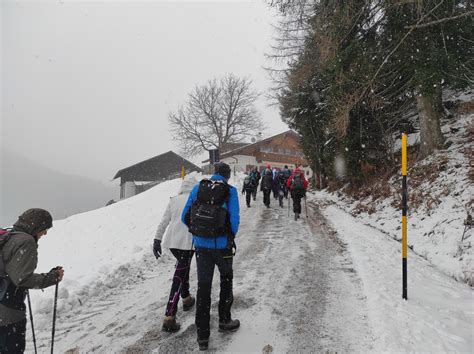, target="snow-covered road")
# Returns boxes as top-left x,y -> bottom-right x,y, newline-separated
125,196 -> 374,353
34,194 -> 373,353
31,185 -> 473,353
